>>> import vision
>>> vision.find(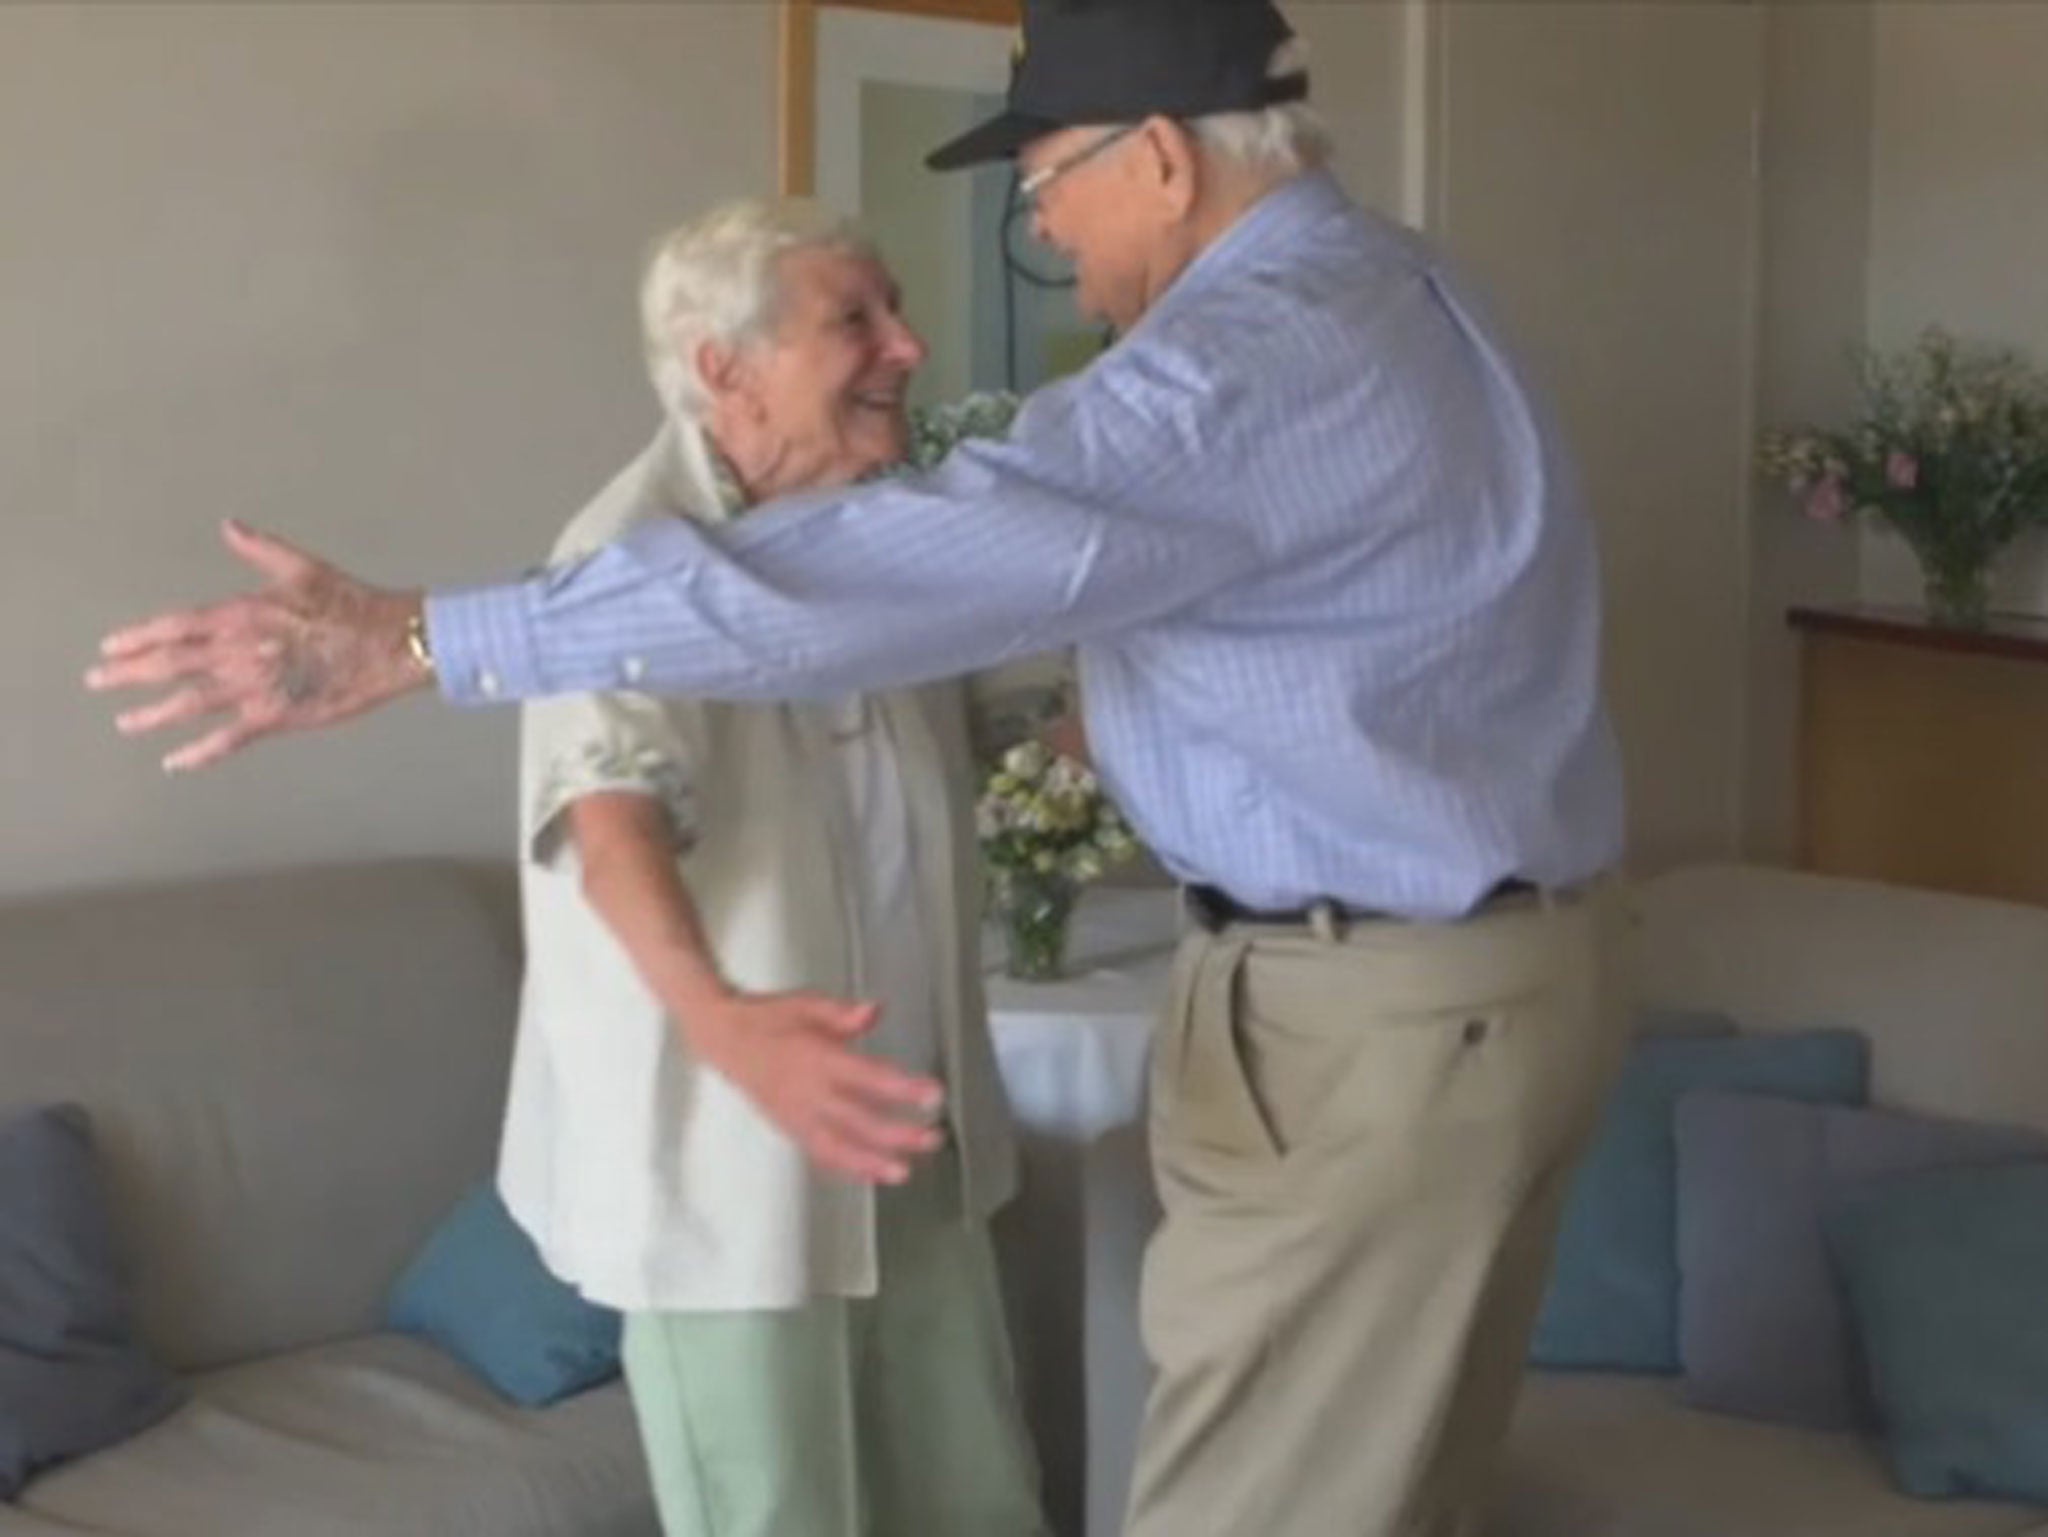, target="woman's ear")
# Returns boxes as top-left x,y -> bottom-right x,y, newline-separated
696,338 -> 764,424
696,338 -> 737,405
